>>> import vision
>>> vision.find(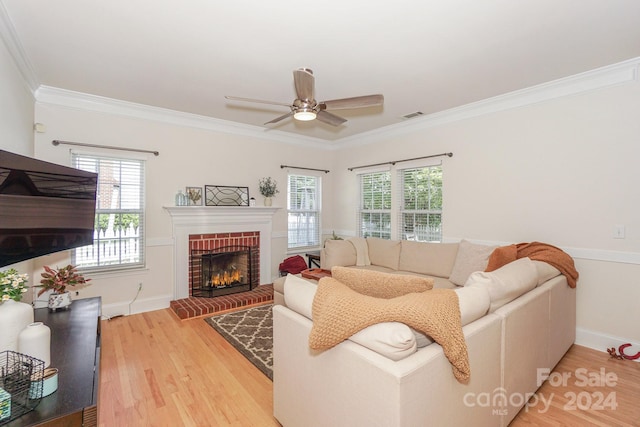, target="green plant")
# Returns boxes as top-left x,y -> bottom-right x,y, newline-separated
39,265 -> 91,296
0,268 -> 29,302
258,177 -> 279,198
